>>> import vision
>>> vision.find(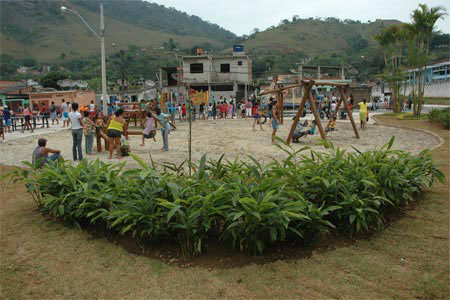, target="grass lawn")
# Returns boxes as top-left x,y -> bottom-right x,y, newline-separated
424,97 -> 450,106
1,116 -> 449,299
